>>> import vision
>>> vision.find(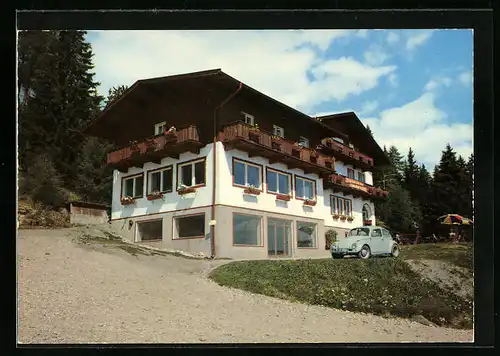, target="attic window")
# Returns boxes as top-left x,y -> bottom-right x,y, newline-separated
155,121 -> 167,135
242,112 -> 254,126
333,137 -> 344,144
